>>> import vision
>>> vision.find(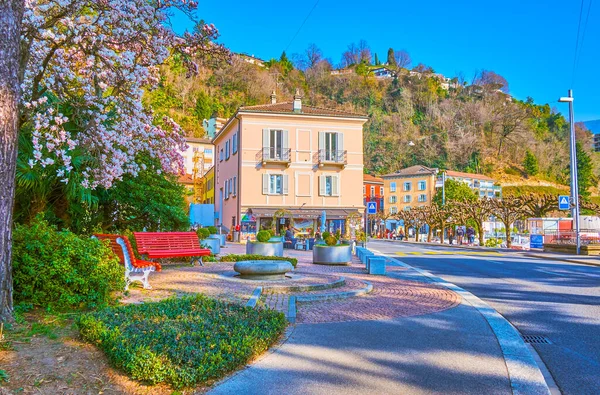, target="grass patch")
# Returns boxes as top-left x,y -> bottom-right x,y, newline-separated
219,254 -> 298,268
77,295 -> 287,389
